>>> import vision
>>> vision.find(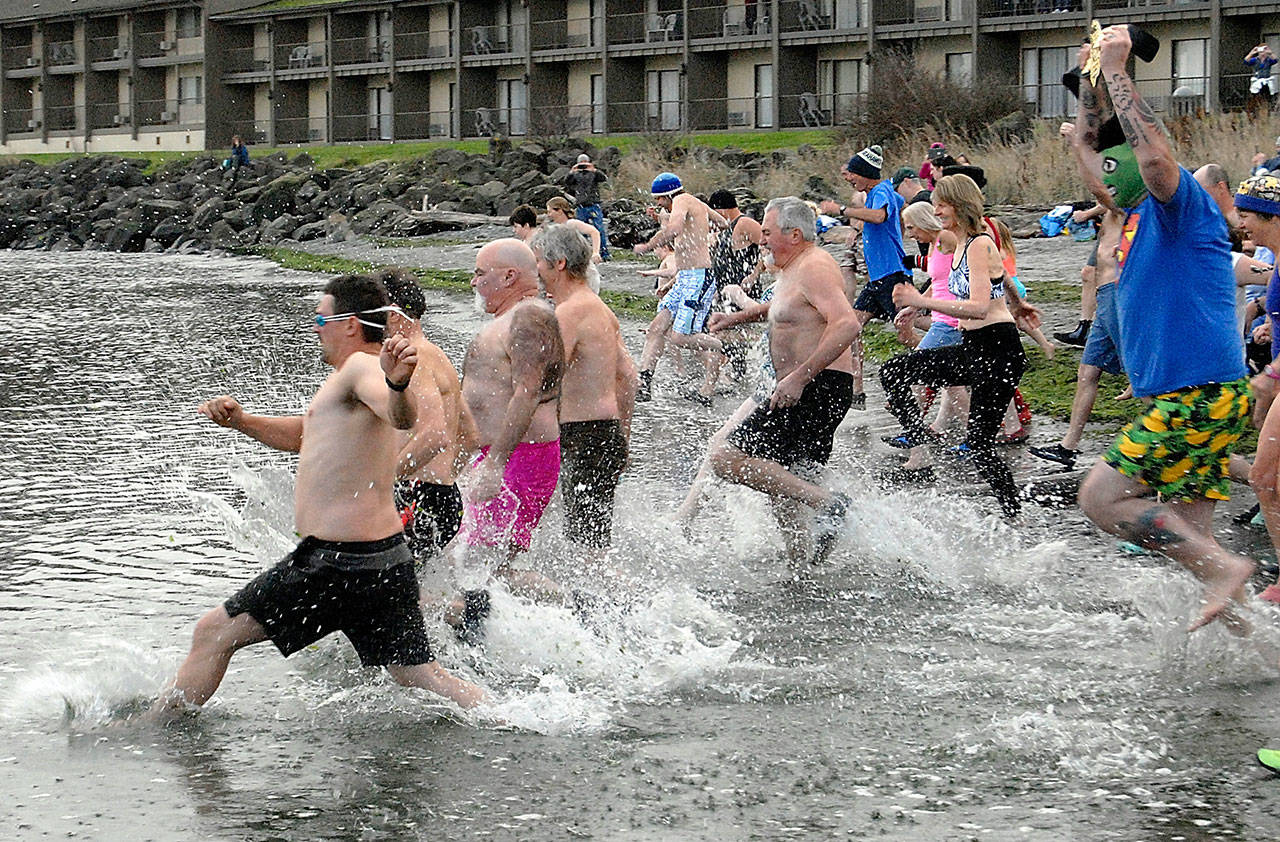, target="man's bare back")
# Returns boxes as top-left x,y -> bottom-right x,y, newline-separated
664,193 -> 717,269
462,299 -> 562,447
552,284 -> 634,428
399,336 -> 475,484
